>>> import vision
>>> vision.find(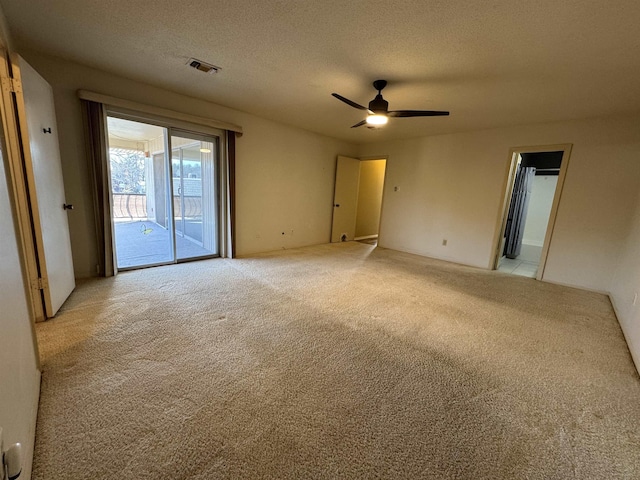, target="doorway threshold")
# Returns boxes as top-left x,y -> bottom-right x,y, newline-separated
356,237 -> 378,246
497,256 -> 538,278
